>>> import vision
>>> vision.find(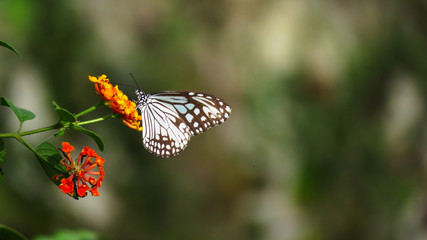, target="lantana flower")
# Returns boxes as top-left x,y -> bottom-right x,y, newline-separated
89,74 -> 142,131
54,142 -> 105,198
